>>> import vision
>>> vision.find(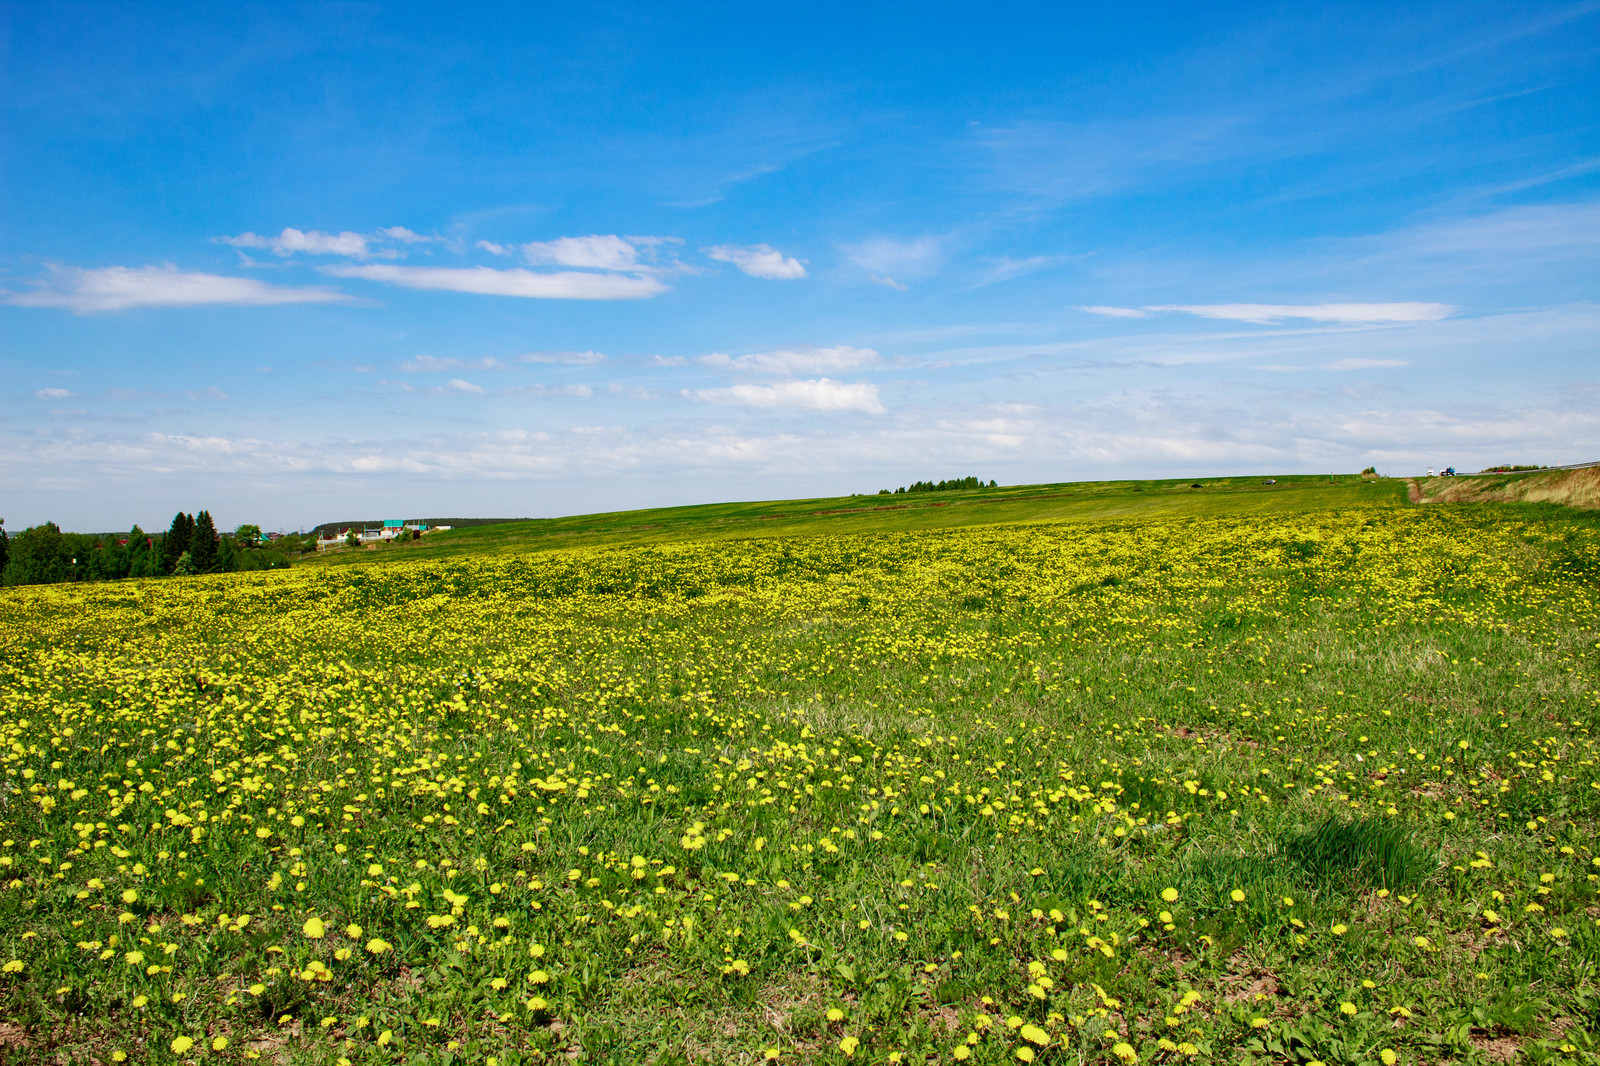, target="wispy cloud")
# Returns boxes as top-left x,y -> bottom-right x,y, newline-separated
703,243 -> 807,279
1084,302 -> 1452,324
323,265 -> 667,300
689,378 -> 886,414
699,345 -> 880,376
219,227 -> 375,258
476,240 -> 512,255
870,275 -> 908,291
517,350 -> 608,365
1148,302 -> 1454,324
971,255 -> 1069,288
7,265 -> 349,313
845,236 -> 944,286
446,378 -> 485,395
1321,357 -> 1409,371
505,384 -> 596,399
35,387 -> 74,399
400,355 -> 507,373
